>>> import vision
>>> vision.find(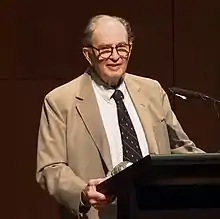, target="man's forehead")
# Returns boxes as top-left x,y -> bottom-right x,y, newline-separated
92,18 -> 128,46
